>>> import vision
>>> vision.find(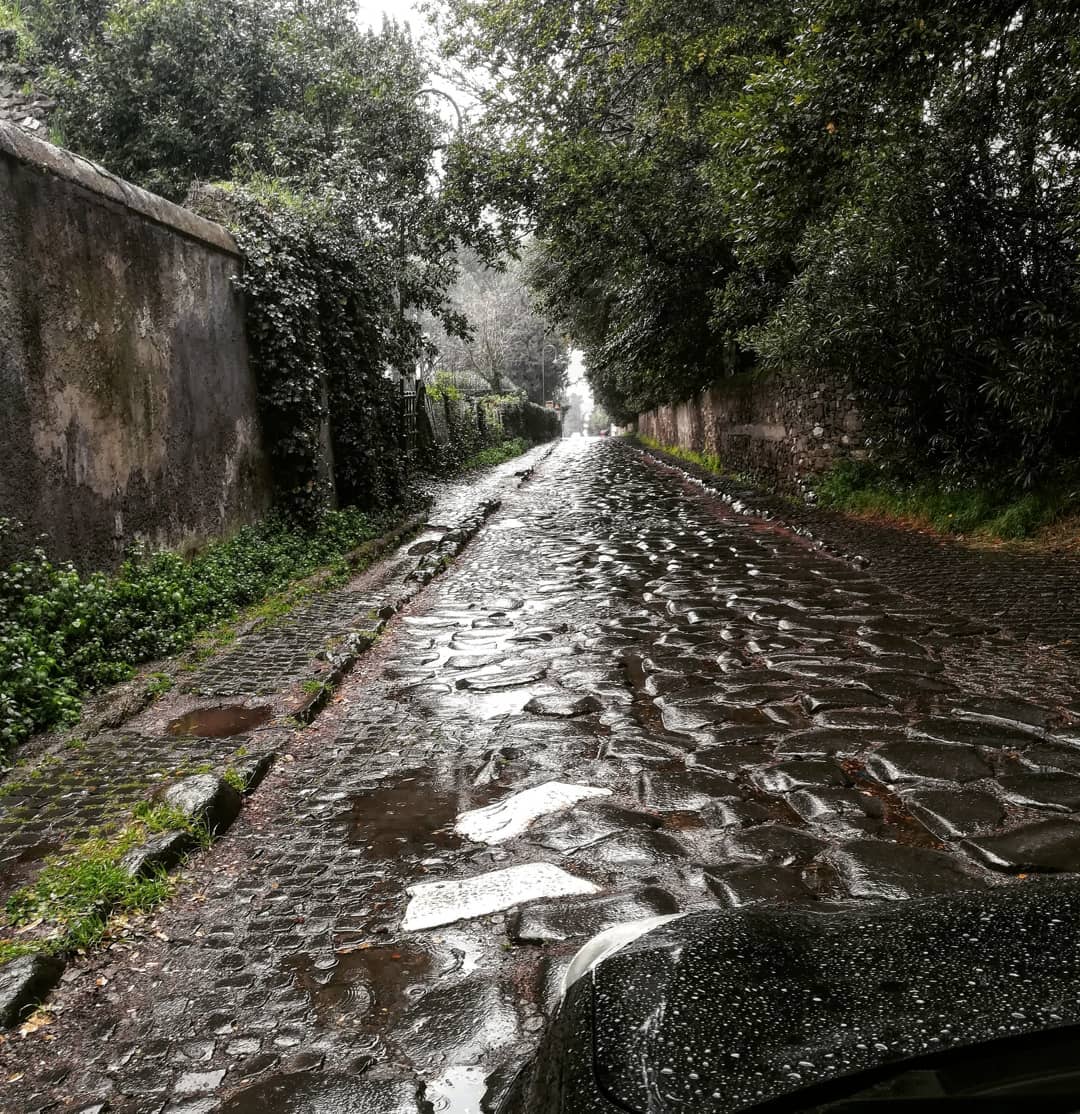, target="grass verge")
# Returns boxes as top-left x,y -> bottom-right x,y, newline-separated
632,434 -> 734,478
814,461 -> 1080,542
460,437 -> 531,472
0,803 -> 210,965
